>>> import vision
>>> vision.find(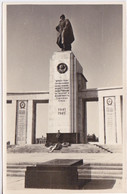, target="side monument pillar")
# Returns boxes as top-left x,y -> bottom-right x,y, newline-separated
47,51 -> 87,143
